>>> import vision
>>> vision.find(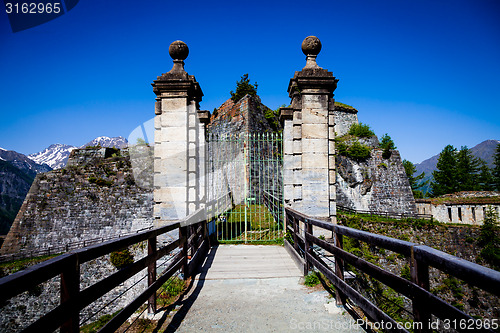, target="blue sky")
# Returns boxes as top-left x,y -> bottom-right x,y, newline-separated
0,0 -> 499,164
